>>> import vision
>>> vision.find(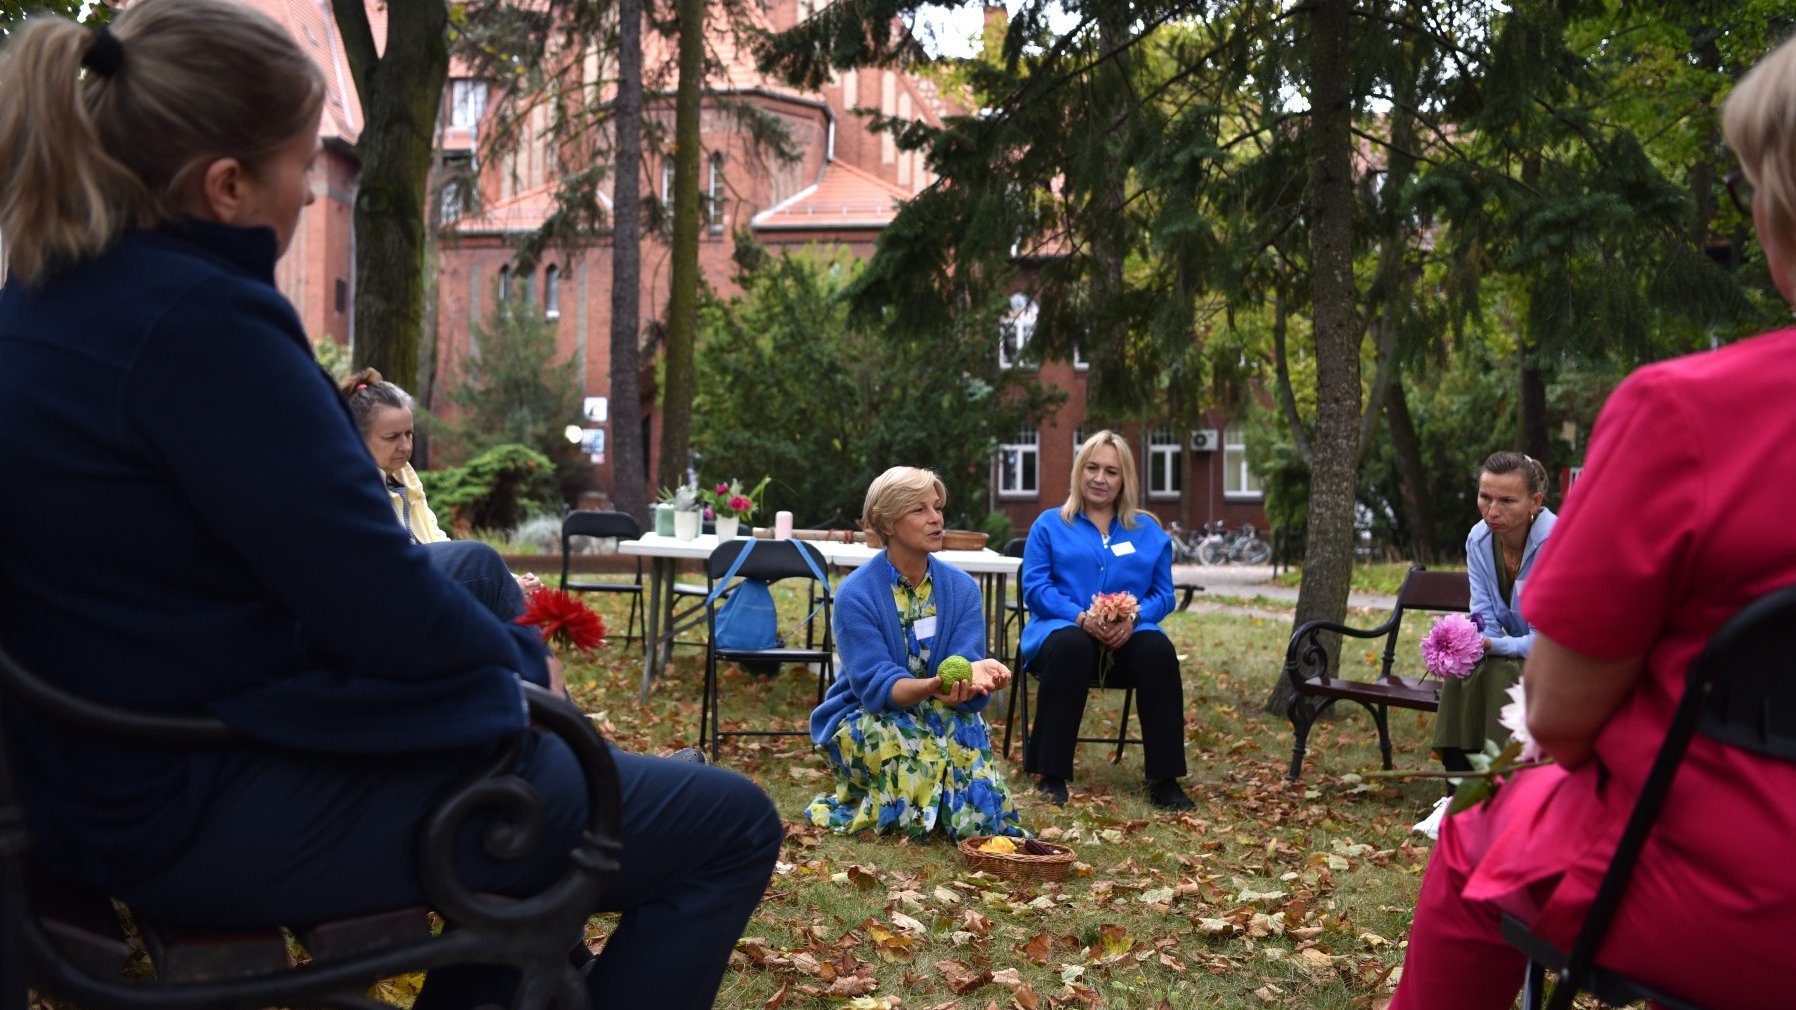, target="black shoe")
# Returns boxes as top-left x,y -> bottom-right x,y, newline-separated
1035,776 -> 1068,806
665,746 -> 709,764
1148,779 -> 1195,811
